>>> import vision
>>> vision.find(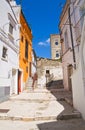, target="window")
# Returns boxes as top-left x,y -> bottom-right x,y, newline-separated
9,23 -> 13,34
26,66 -> 28,73
80,6 -> 85,29
25,40 -> 28,59
21,36 -> 23,42
2,47 -> 8,59
56,53 -> 59,57
64,30 -> 69,50
29,62 -> 31,76
56,51 -> 60,58
55,41 -> 58,45
46,70 -> 50,74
